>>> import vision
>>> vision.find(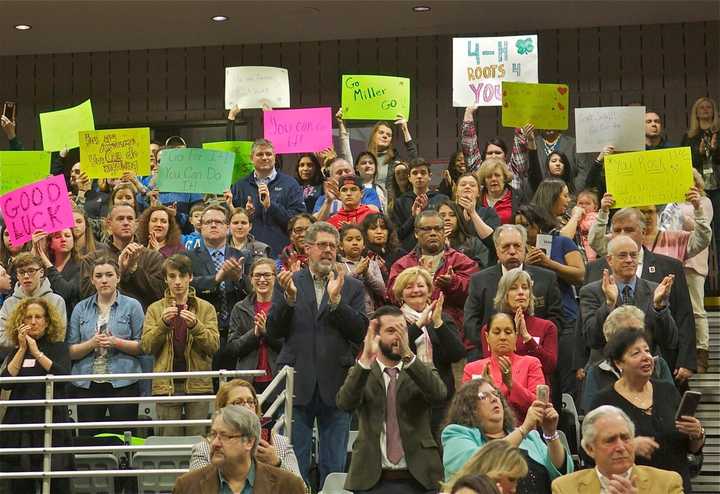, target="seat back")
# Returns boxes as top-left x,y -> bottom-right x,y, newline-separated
319,472 -> 351,494
72,453 -> 118,494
